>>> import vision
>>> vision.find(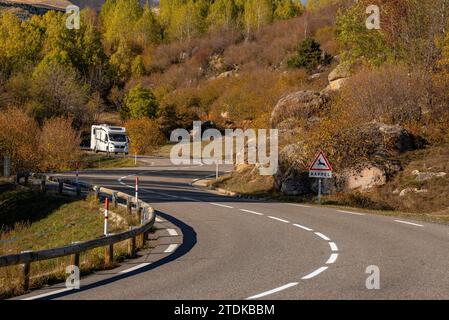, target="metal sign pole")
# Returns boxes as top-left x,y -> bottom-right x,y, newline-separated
216,162 -> 219,180
3,155 -> 10,178
318,179 -> 322,205
135,176 -> 139,202
104,198 -> 109,236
